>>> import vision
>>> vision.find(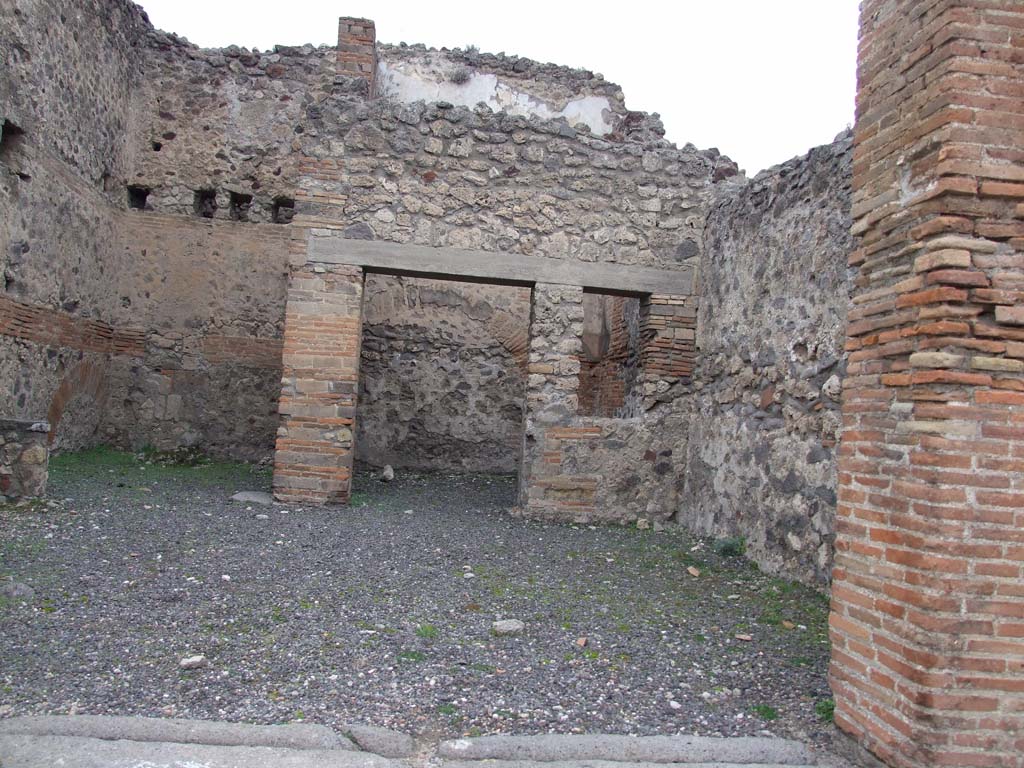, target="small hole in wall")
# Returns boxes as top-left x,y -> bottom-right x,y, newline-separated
194,188 -> 217,219
127,185 -> 150,210
272,196 -> 295,224
229,191 -> 253,221
0,120 -> 26,164
152,141 -> 162,152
